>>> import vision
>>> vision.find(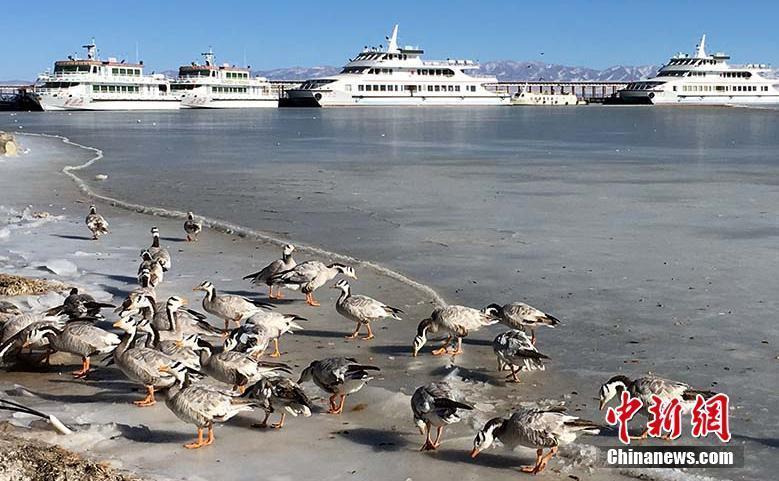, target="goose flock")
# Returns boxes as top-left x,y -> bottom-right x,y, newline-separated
0,204 -> 721,475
